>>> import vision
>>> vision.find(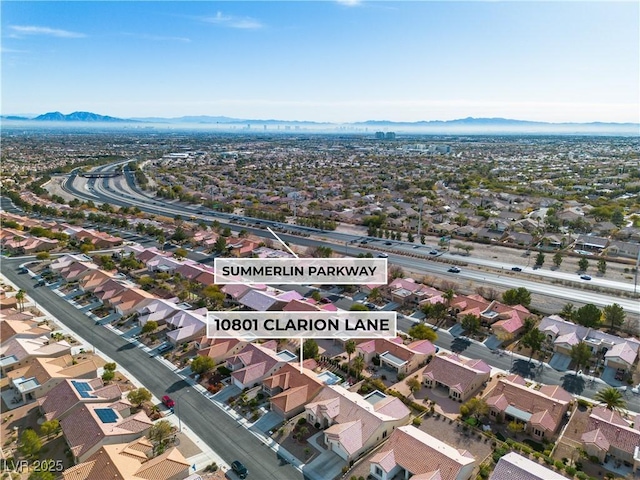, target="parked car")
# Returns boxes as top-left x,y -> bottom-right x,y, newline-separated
231,460 -> 248,479
161,395 -> 175,408
632,384 -> 640,395
447,266 -> 461,273
157,343 -> 173,353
